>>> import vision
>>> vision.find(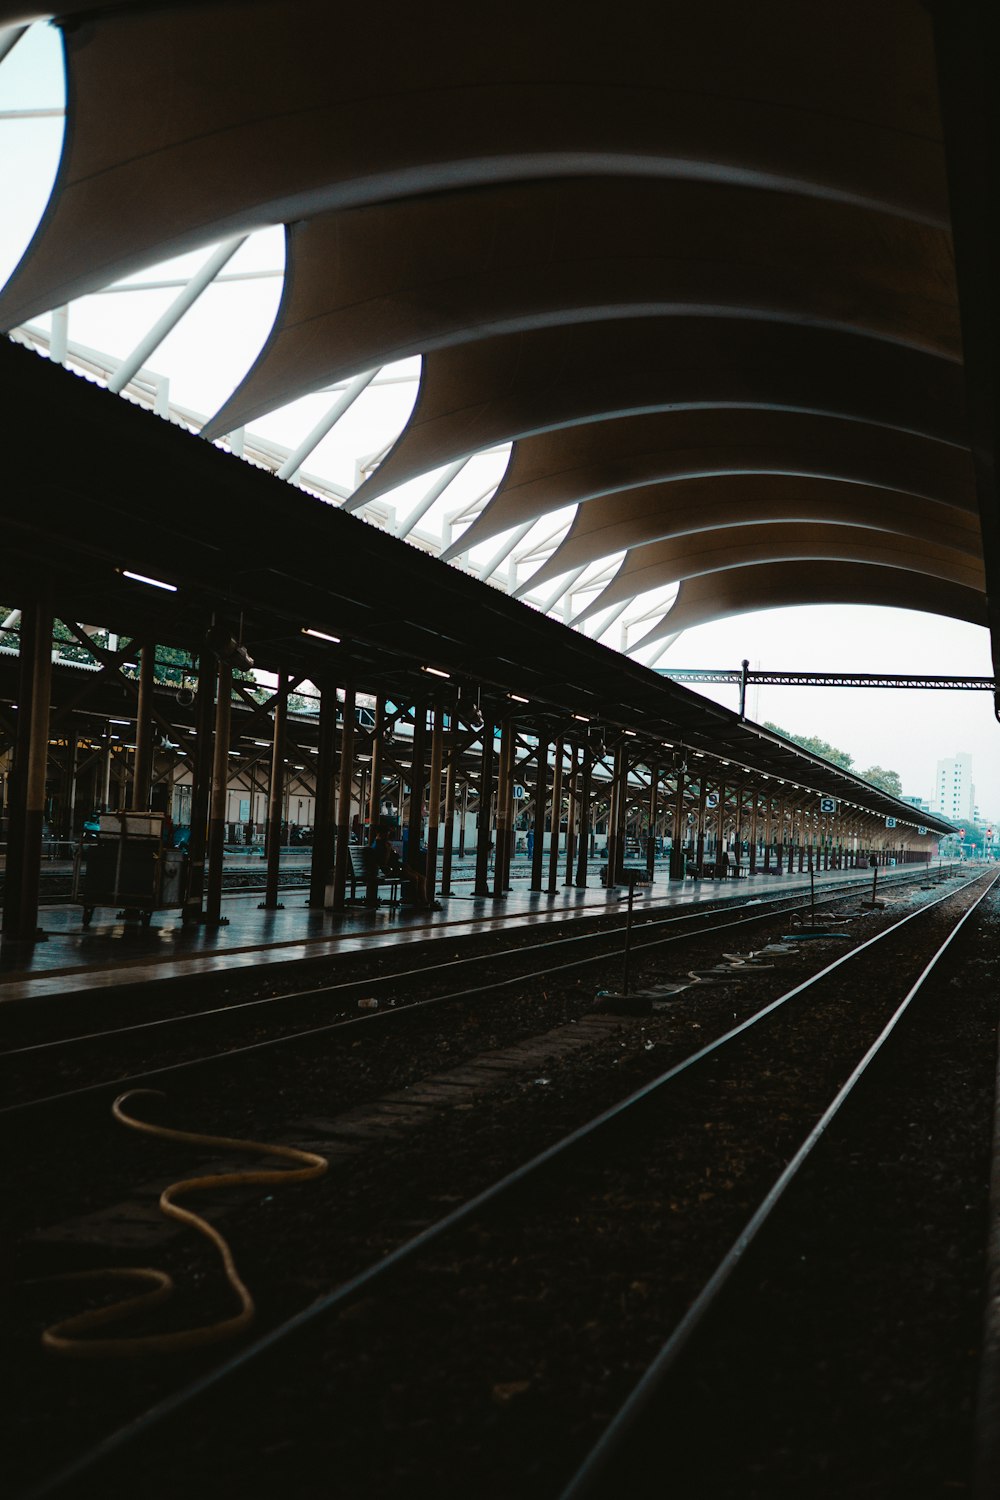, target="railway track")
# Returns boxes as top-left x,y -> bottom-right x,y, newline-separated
1,866 -> 956,1112
9,869 -> 996,1498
